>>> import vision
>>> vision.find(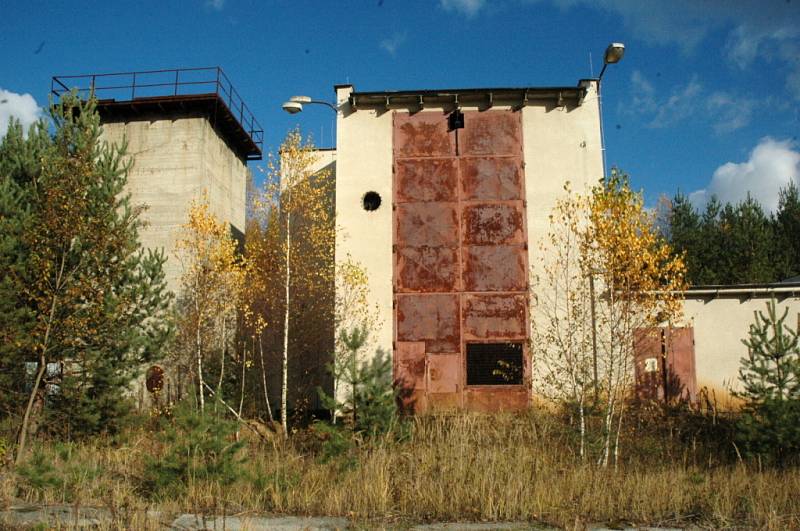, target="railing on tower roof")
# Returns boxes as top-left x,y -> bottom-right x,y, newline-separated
51,67 -> 263,161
